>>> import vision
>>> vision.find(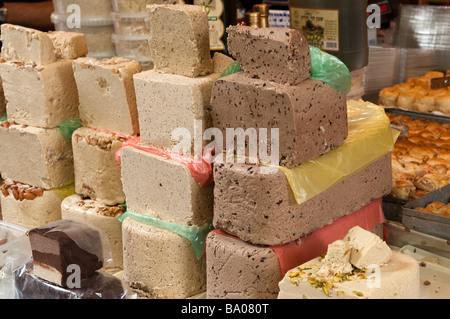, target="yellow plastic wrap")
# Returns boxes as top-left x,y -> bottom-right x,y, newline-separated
277,99 -> 399,205
52,183 -> 76,200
